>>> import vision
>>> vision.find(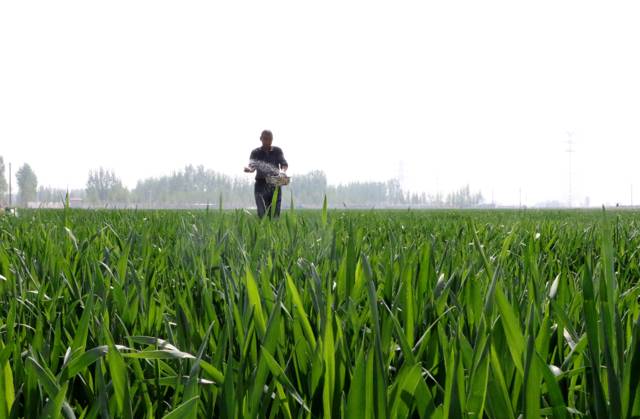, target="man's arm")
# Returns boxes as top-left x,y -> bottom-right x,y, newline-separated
244,150 -> 257,173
